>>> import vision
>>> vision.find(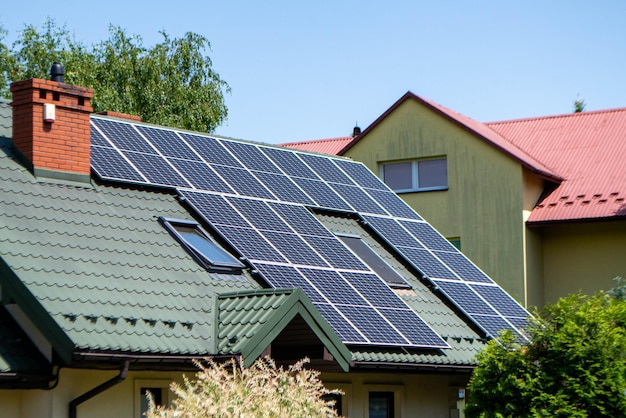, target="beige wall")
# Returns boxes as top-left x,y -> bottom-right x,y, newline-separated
345,99 -> 527,302
1,367 -> 469,418
539,220 -> 626,305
